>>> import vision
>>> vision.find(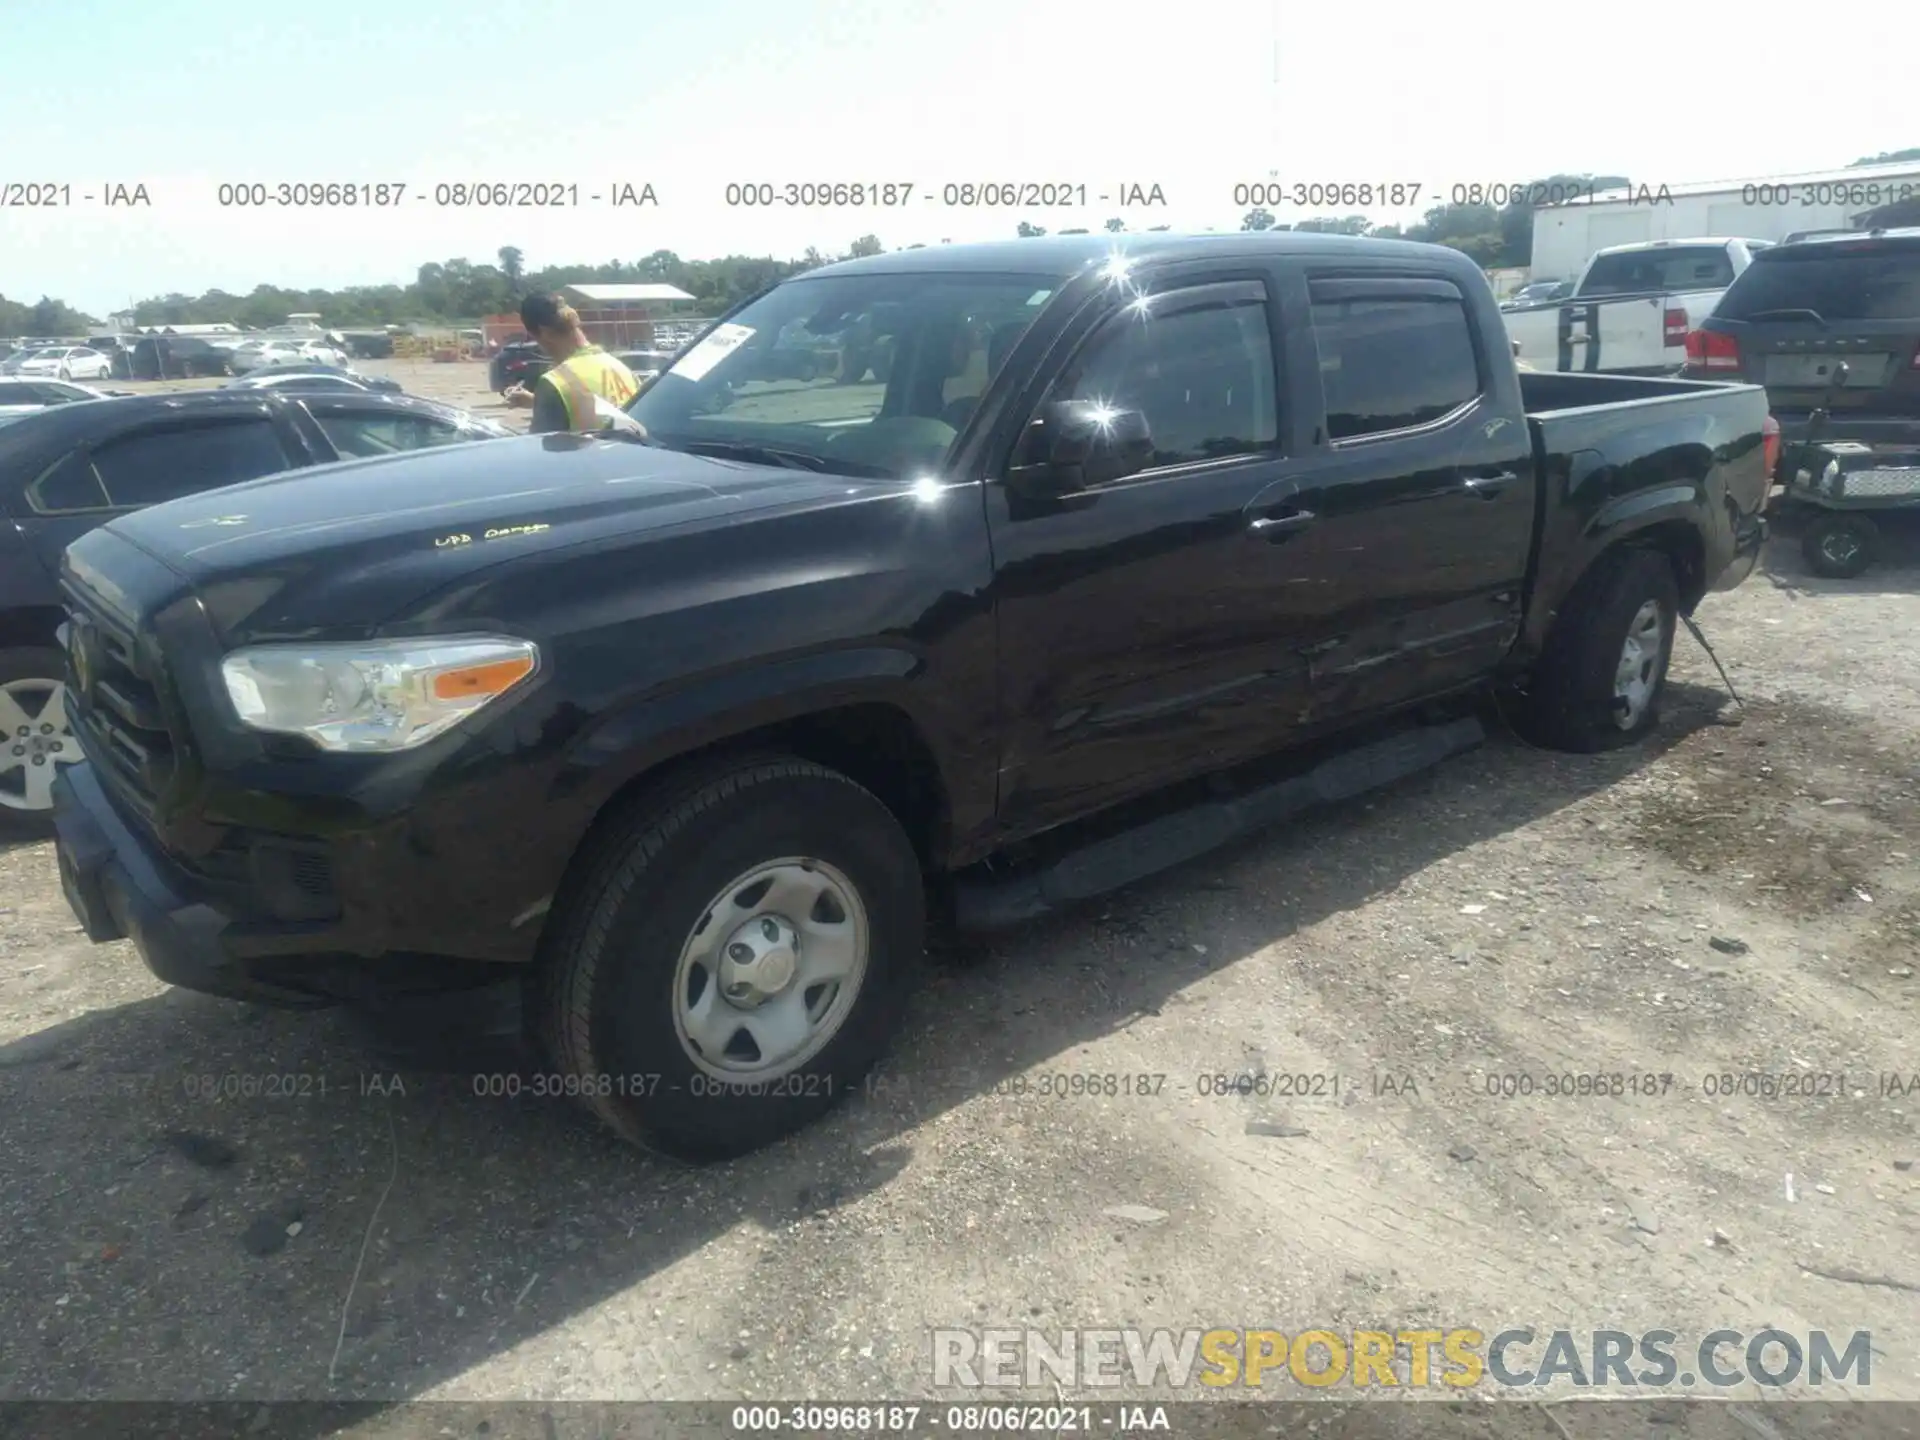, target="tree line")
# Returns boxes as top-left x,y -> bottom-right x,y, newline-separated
4,147 -> 1915,336
0,236 -> 890,337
